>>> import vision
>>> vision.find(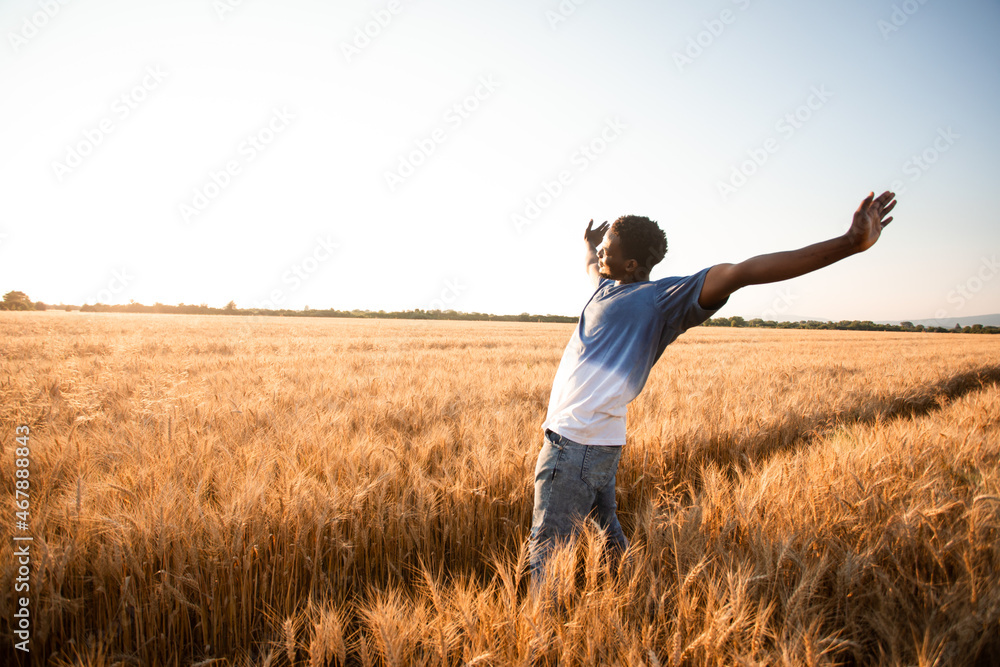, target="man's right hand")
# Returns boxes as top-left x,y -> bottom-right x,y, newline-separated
584,219 -> 608,288
584,219 -> 609,248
